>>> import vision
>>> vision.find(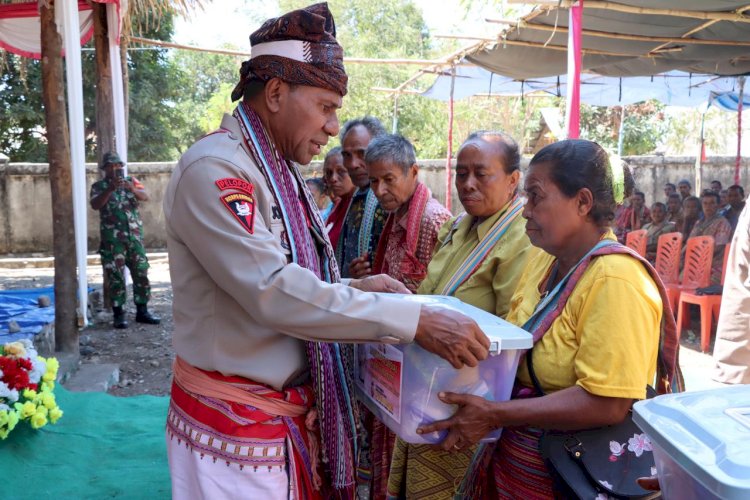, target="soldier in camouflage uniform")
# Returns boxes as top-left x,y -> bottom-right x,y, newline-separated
90,151 -> 160,328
